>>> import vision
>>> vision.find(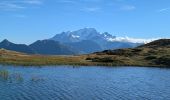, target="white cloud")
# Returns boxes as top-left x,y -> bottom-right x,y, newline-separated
56,0 -> 136,13
13,14 -> 27,18
82,7 -> 101,12
120,5 -> 136,11
21,0 -> 43,5
57,0 -> 77,4
0,0 -> 43,11
0,2 -> 25,10
158,7 -> 170,13
108,36 -> 160,44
